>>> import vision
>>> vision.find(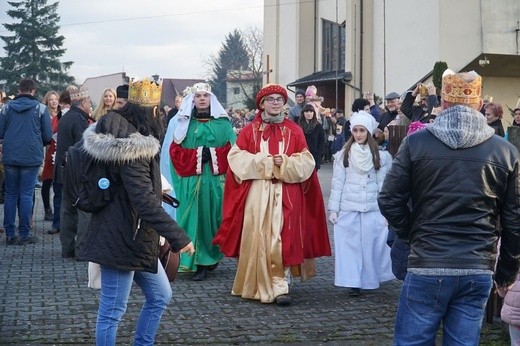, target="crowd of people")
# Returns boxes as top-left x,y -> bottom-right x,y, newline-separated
1,72 -> 520,345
